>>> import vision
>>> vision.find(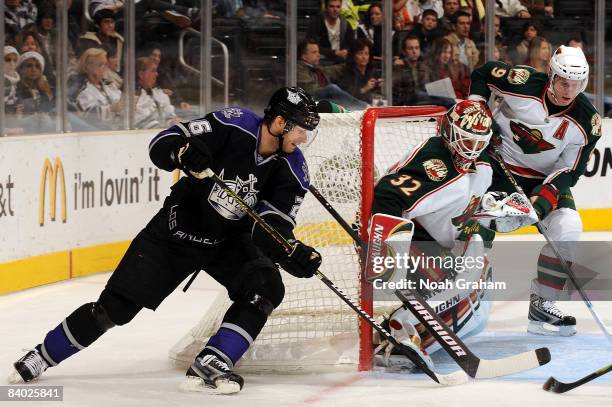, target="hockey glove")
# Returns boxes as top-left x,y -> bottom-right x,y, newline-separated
530,184 -> 558,219
473,192 -> 538,232
279,240 -> 322,278
176,137 -> 212,178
